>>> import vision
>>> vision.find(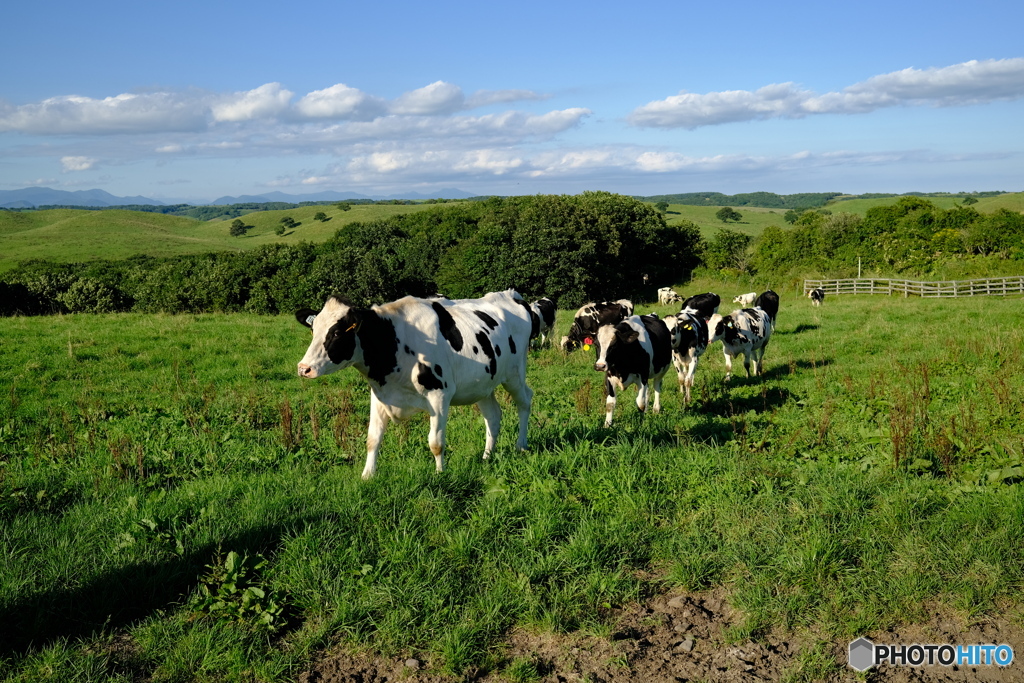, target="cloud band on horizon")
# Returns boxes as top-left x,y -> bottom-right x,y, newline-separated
627,58 -> 1024,129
